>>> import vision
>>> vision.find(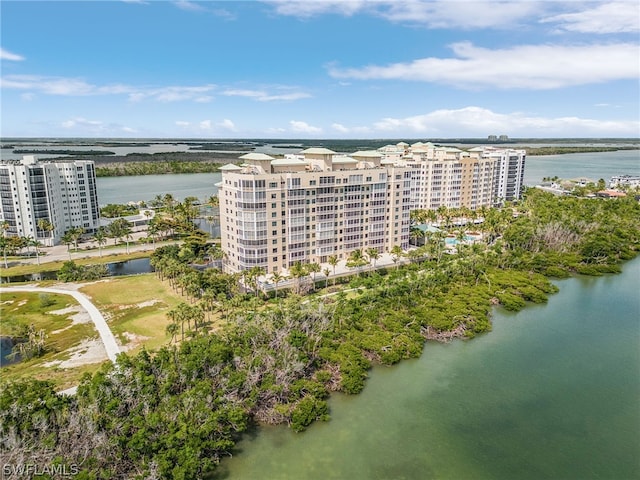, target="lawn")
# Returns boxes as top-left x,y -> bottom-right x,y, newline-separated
80,274 -> 184,353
